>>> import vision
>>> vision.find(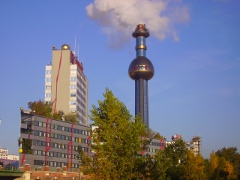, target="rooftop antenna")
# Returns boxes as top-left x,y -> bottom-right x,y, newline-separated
78,44 -> 80,61
74,36 -> 77,55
